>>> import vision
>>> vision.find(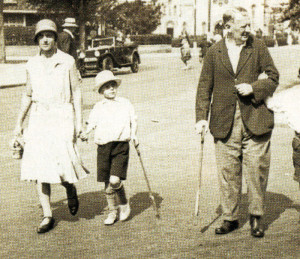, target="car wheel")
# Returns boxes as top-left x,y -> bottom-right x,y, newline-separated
131,55 -> 139,73
102,56 -> 114,71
